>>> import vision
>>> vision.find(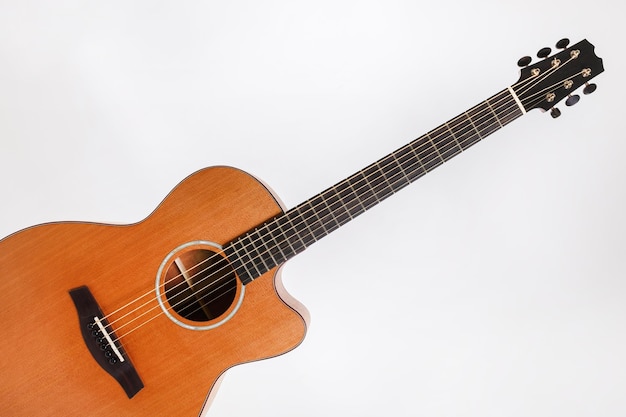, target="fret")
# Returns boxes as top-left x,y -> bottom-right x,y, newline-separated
245,230 -> 270,273
468,101 -> 499,138
345,176 -> 368,214
335,180 -> 365,219
274,215 -> 303,256
412,134 -> 443,172
263,222 -> 288,263
485,99 -> 504,129
267,236 -> 286,264
347,171 -> 378,211
499,107 -> 519,126
331,184 -> 354,221
242,235 -> 265,277
444,122 -> 463,151
302,199 -> 328,241
484,91 -> 523,131
495,95 -> 523,126
363,164 -> 391,202
318,212 -> 341,238
390,152 -> 411,184
256,230 -> 278,269
224,89 -> 526,283
310,194 -> 340,235
491,91 -> 518,121
405,142 -> 428,178
322,188 -> 352,226
291,204 -> 317,247
379,153 -> 409,192
272,217 -> 296,257
225,242 -> 253,284
394,144 -> 426,183
234,235 -> 260,281
286,229 -> 308,255
380,154 -> 408,193
226,239 -> 258,283
425,133 -> 445,163
448,114 -> 481,150
429,125 -> 462,161
464,110 -> 483,142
